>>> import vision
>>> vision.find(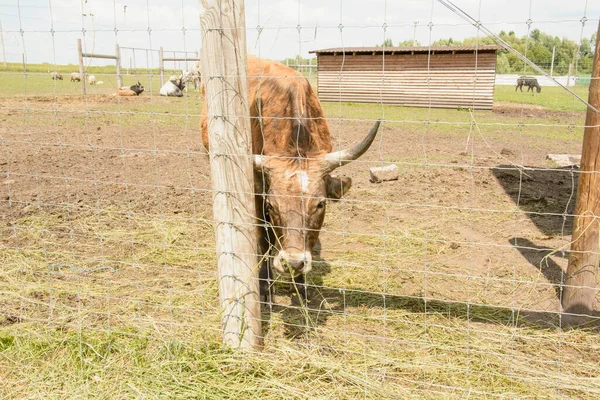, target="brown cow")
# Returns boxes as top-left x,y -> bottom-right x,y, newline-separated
201,55 -> 380,301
